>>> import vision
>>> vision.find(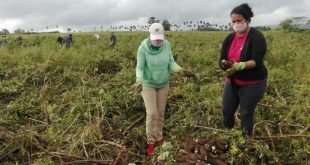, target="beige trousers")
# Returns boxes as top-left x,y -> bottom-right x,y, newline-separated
141,85 -> 169,144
